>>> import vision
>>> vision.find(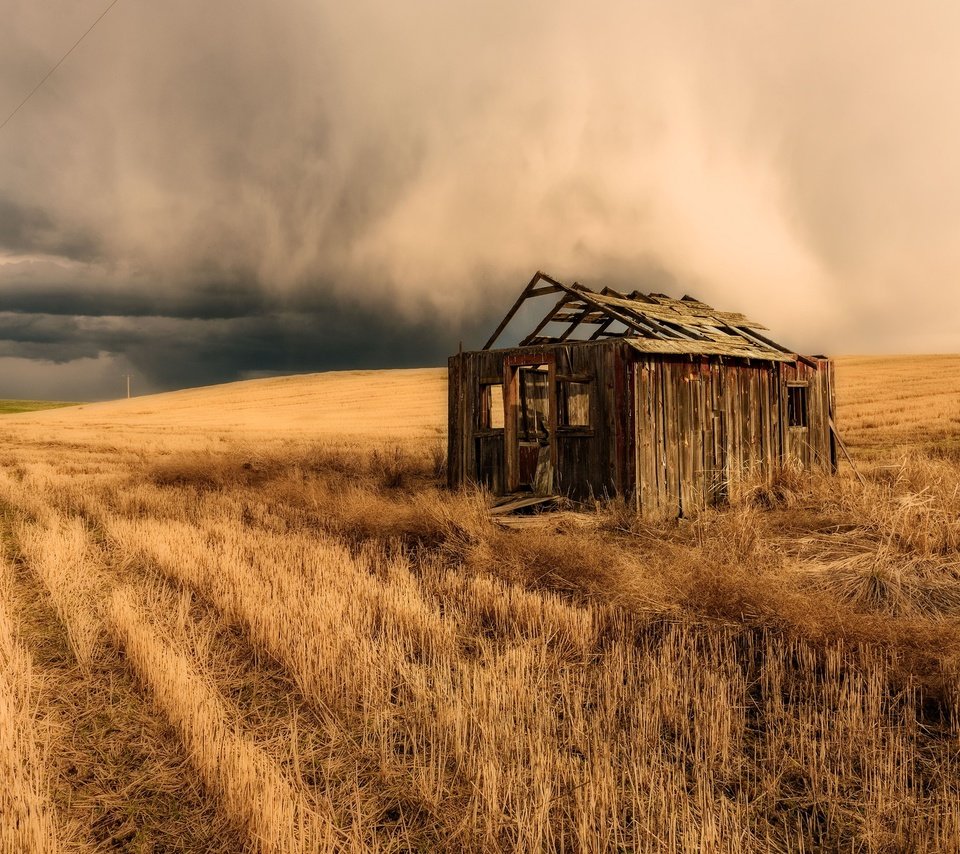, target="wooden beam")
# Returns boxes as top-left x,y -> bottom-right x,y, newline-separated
556,304 -> 596,342
503,363 -> 519,490
546,282 -> 652,339
482,271 -> 543,350
483,271 -> 577,350
829,417 -> 865,485
518,294 -> 574,346
589,318 -> 614,340
735,324 -> 795,355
